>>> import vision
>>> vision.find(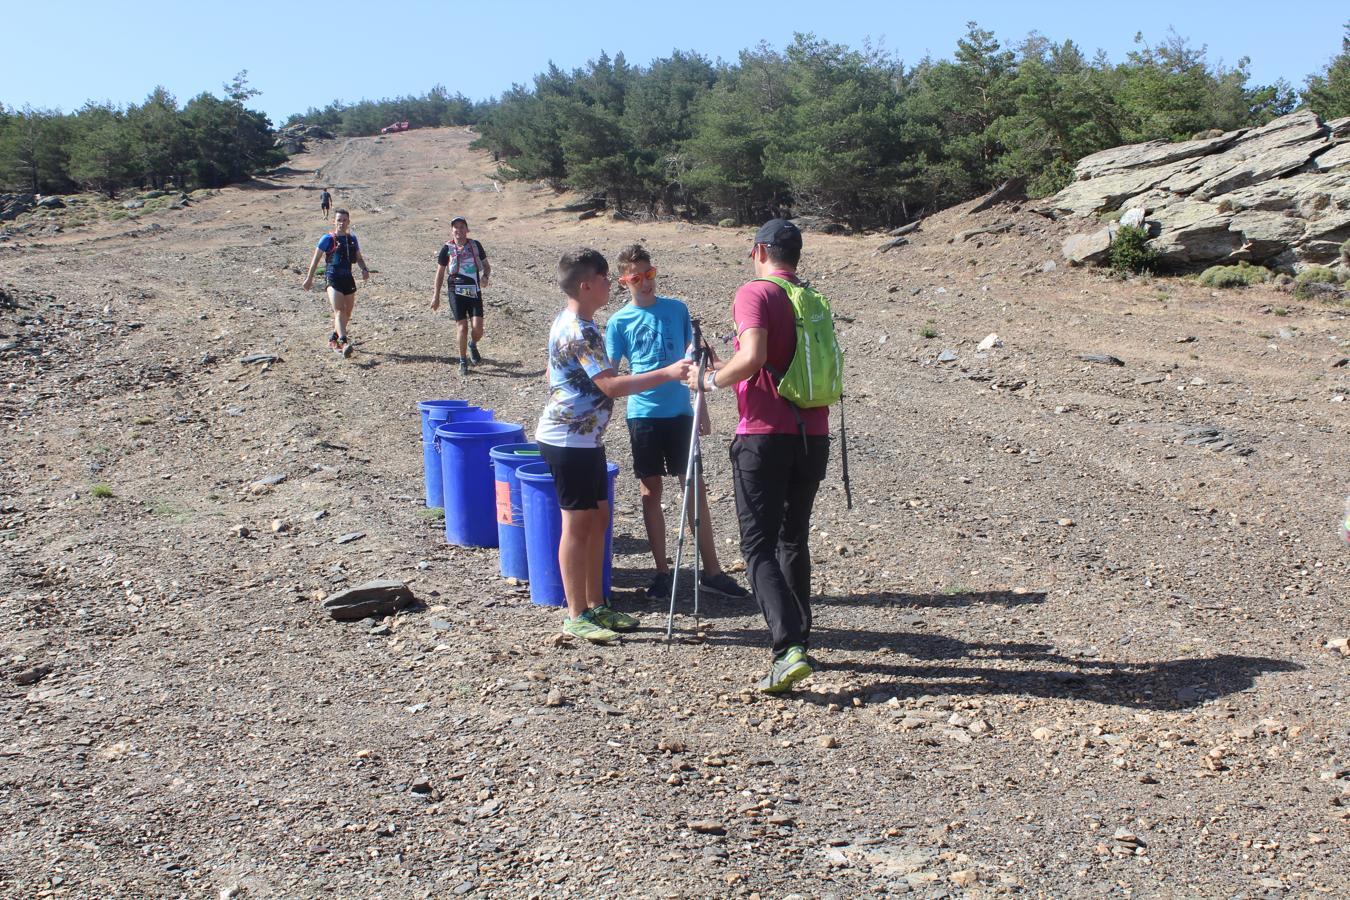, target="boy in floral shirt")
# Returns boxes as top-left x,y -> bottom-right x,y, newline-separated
535,249 -> 691,643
